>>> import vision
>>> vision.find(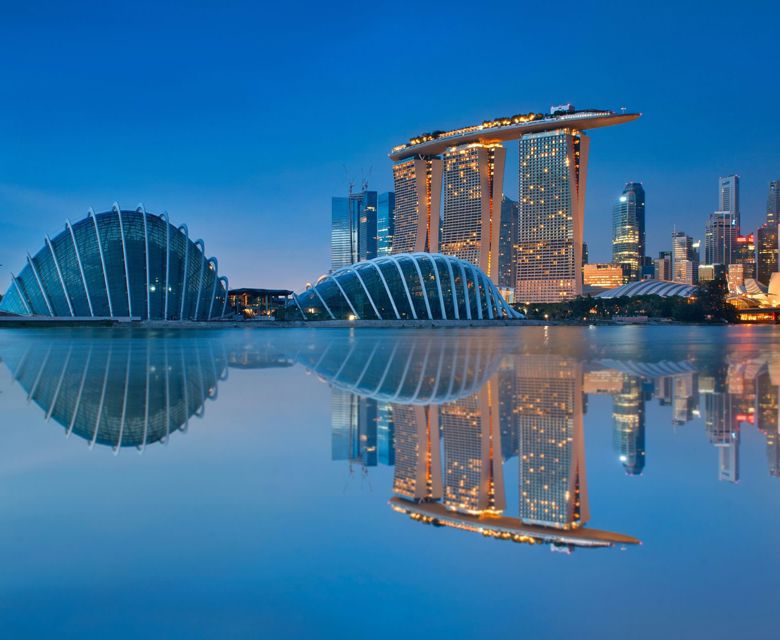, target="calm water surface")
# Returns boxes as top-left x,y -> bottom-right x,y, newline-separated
0,325 -> 778,639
